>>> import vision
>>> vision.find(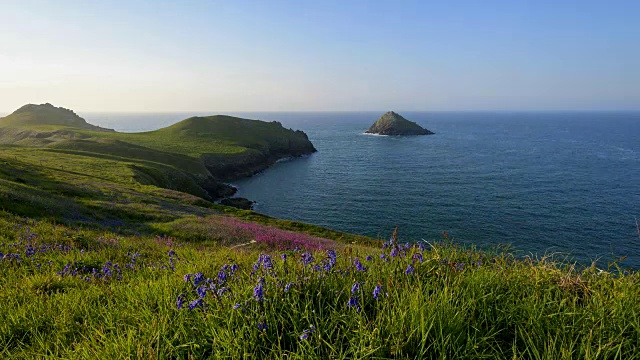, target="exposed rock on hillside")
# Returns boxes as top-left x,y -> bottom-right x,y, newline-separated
365,111 -> 434,135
